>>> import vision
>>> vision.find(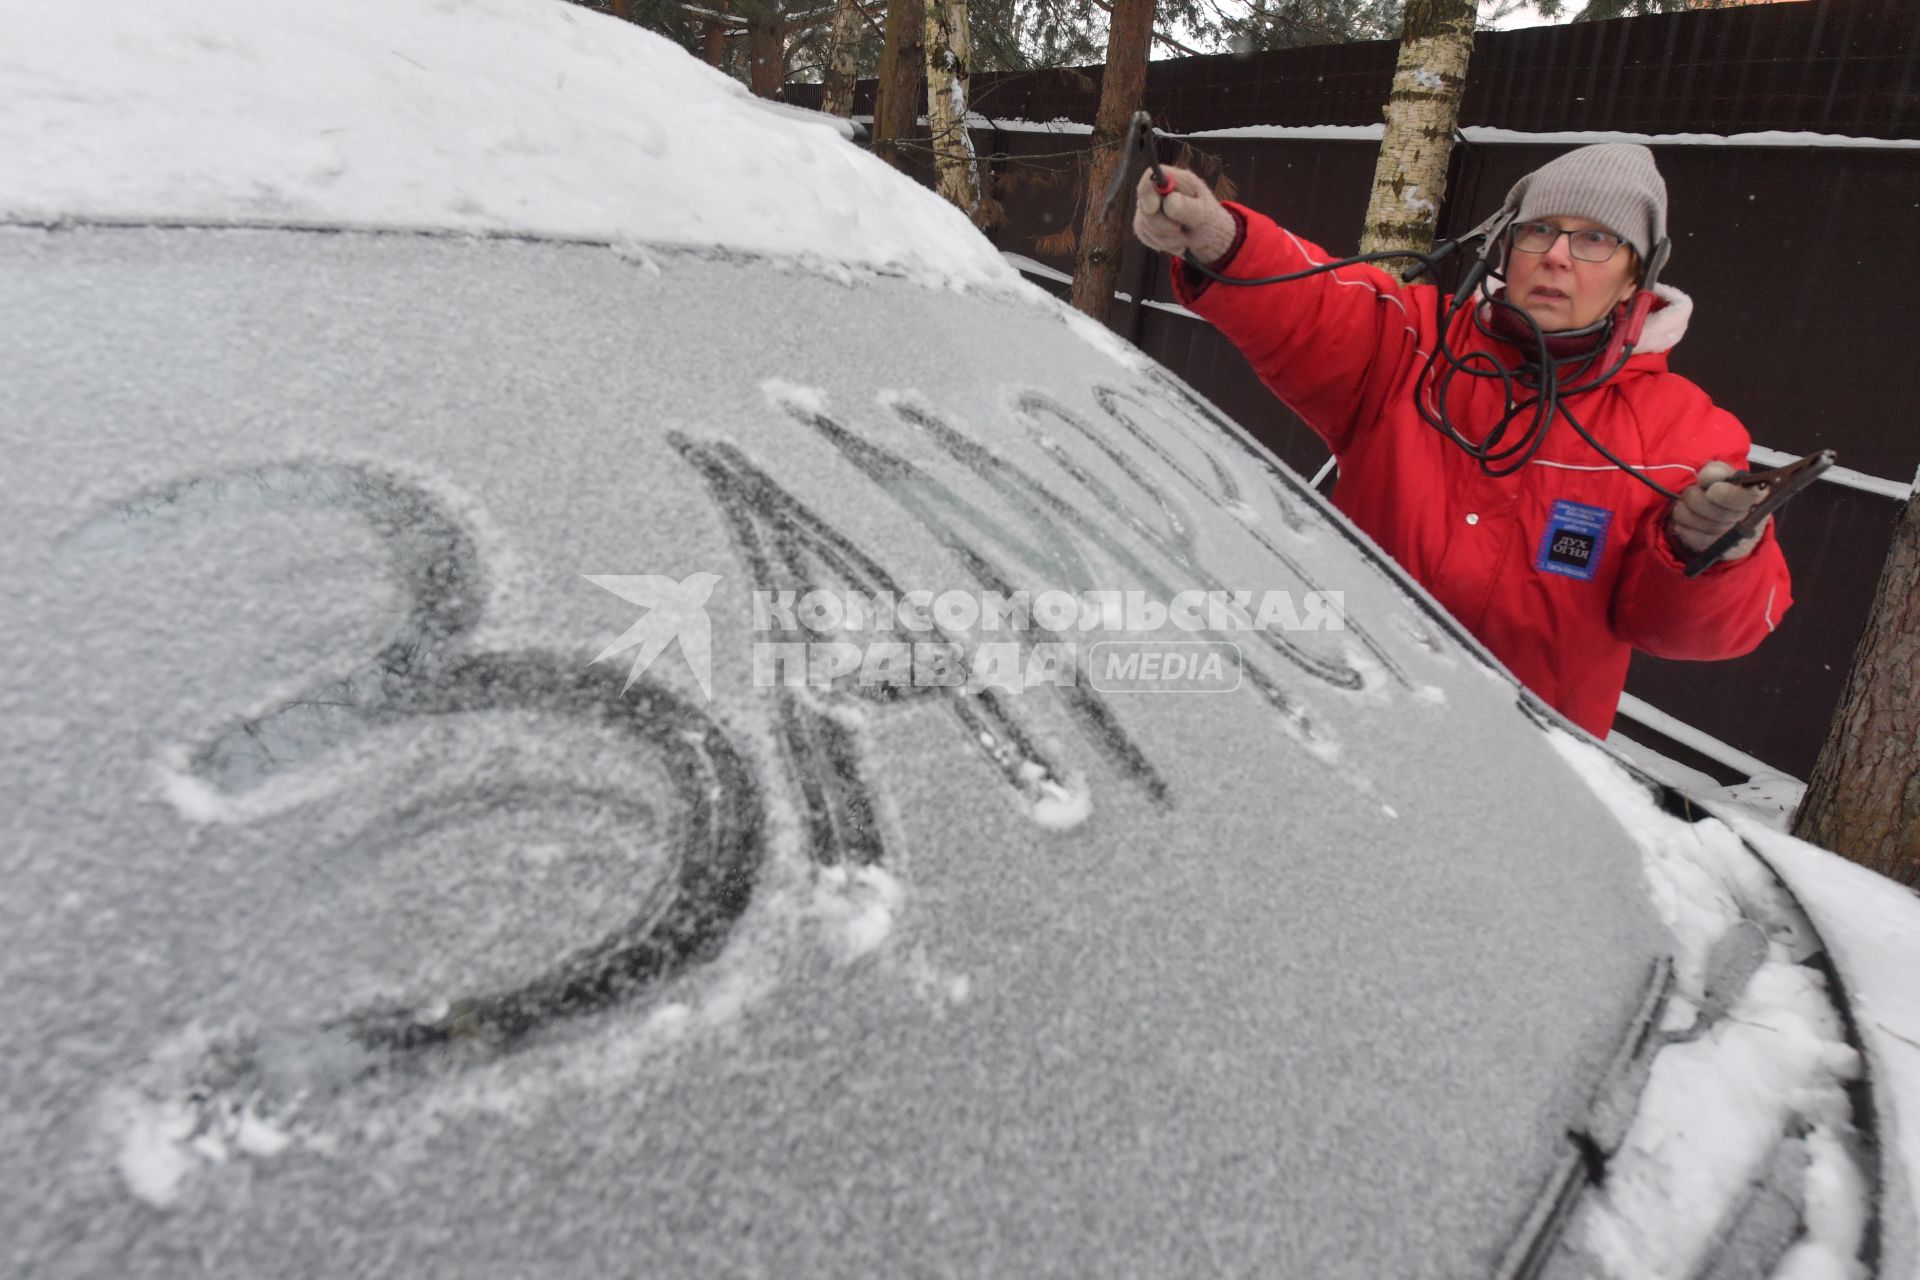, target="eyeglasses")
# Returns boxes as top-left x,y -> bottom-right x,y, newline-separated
1509,220 -> 1627,263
